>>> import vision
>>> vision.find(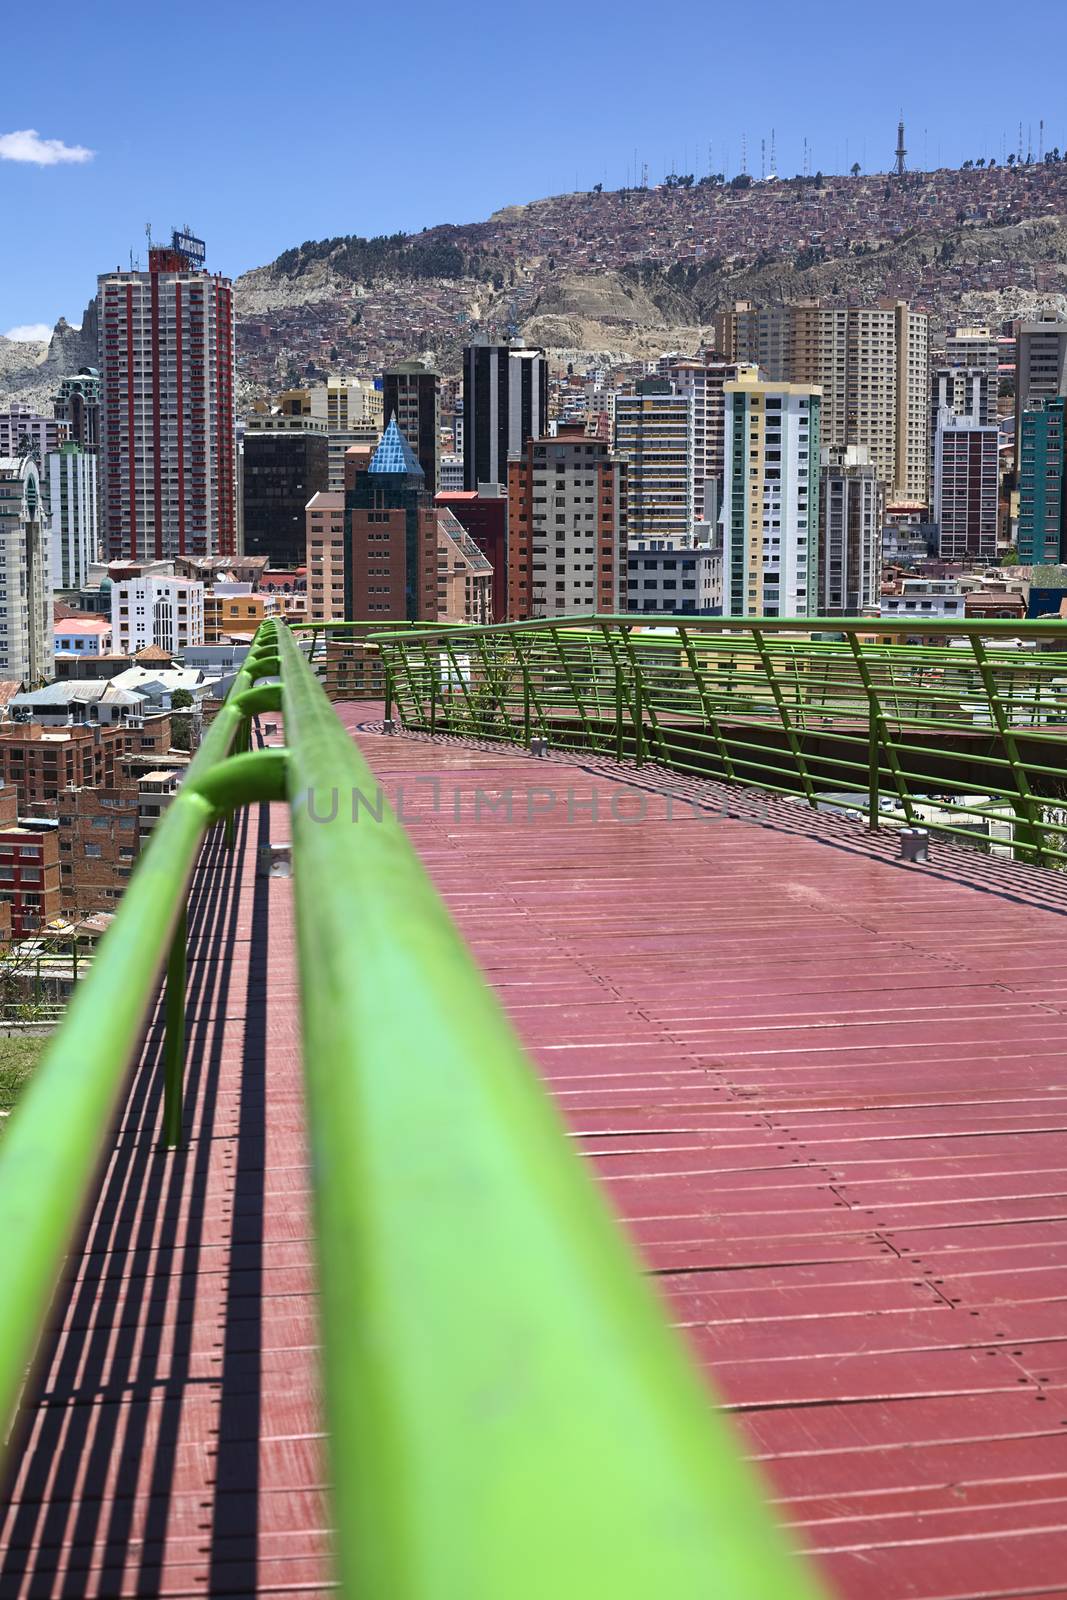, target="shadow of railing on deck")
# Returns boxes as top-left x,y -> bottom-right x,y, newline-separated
0,799 -> 267,1594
